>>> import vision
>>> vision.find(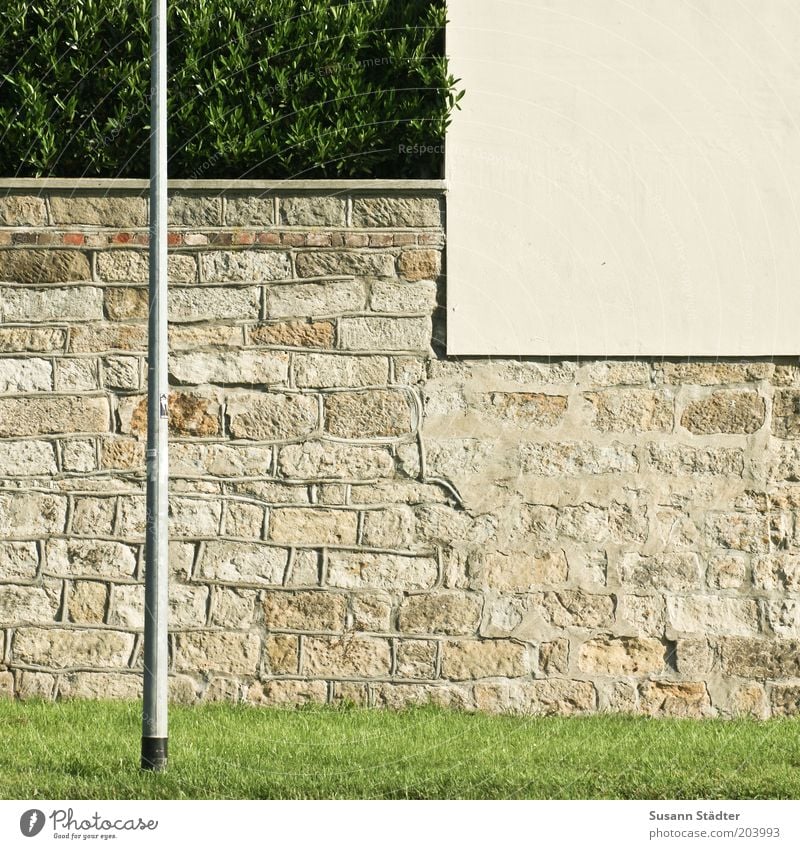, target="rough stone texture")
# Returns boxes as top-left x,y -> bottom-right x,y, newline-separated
201,250 -> 291,282
577,637 -> 664,675
169,351 -> 288,386
270,507 -> 357,546
681,391 -> 766,434
352,196 -> 442,228
441,640 -> 529,680
13,628 -> 135,669
325,390 -> 412,438
327,552 -> 438,591
263,591 -> 347,632
250,320 -> 335,349
280,196 -> 346,226
399,592 -> 482,635
175,632 -> 261,675
0,250 -> 90,285
2,186 -> 798,717
227,392 -> 318,441
303,635 -> 391,678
